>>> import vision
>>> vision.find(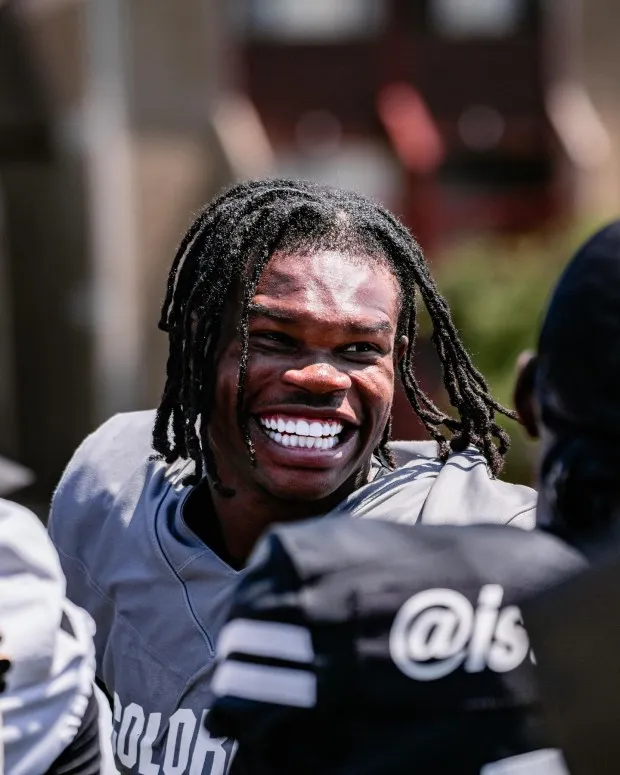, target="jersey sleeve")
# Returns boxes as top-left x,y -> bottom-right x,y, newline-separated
47,411 -> 157,674
49,410 -> 157,564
